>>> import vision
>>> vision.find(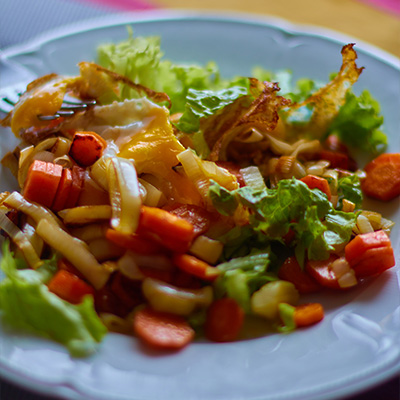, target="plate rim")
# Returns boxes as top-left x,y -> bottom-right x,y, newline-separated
1,9 -> 399,70
0,9 -> 399,400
